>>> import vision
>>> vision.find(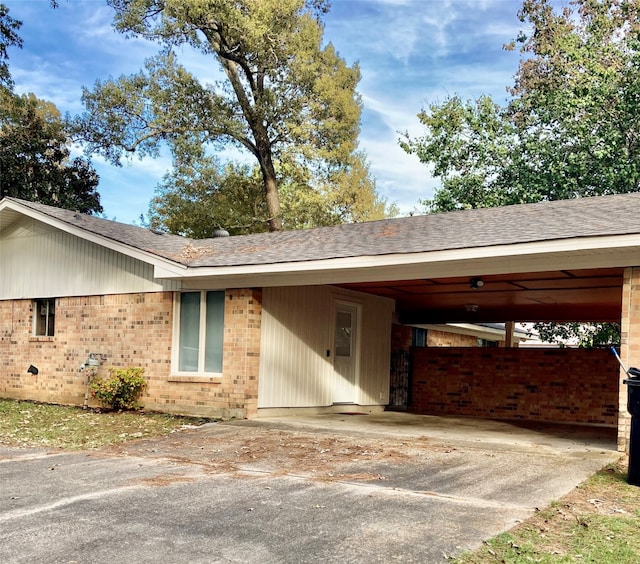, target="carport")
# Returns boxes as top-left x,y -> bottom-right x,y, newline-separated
338,268 -> 626,445
328,196 -> 640,454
